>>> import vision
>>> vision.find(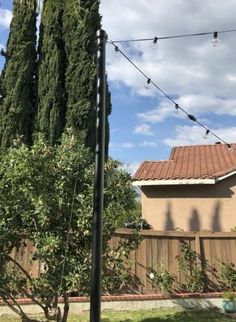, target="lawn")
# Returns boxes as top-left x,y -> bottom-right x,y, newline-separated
0,308 -> 234,322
